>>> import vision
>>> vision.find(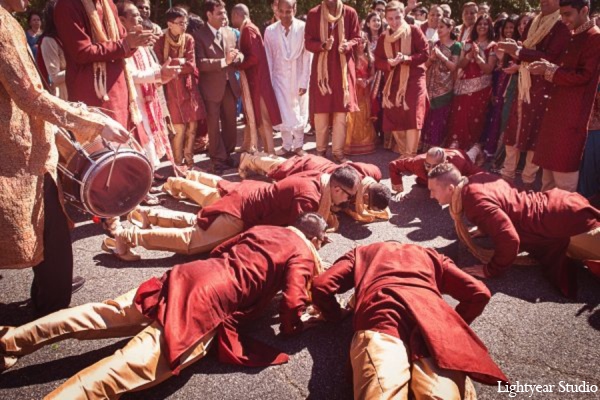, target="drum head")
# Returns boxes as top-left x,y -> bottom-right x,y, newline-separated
82,151 -> 153,218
